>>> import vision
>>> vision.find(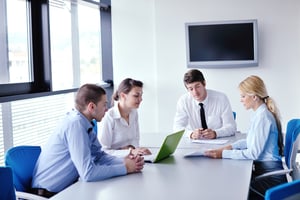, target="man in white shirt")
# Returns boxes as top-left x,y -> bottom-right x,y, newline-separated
173,69 -> 236,139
